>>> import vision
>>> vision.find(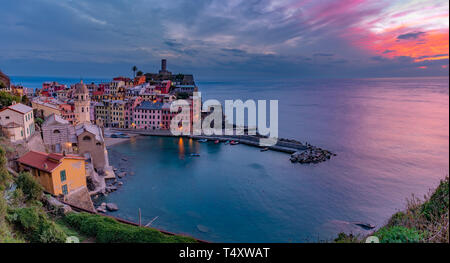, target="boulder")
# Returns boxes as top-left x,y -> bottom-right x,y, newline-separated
43,195 -> 72,216
106,186 -> 118,193
106,203 -> 119,211
97,207 -> 107,213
